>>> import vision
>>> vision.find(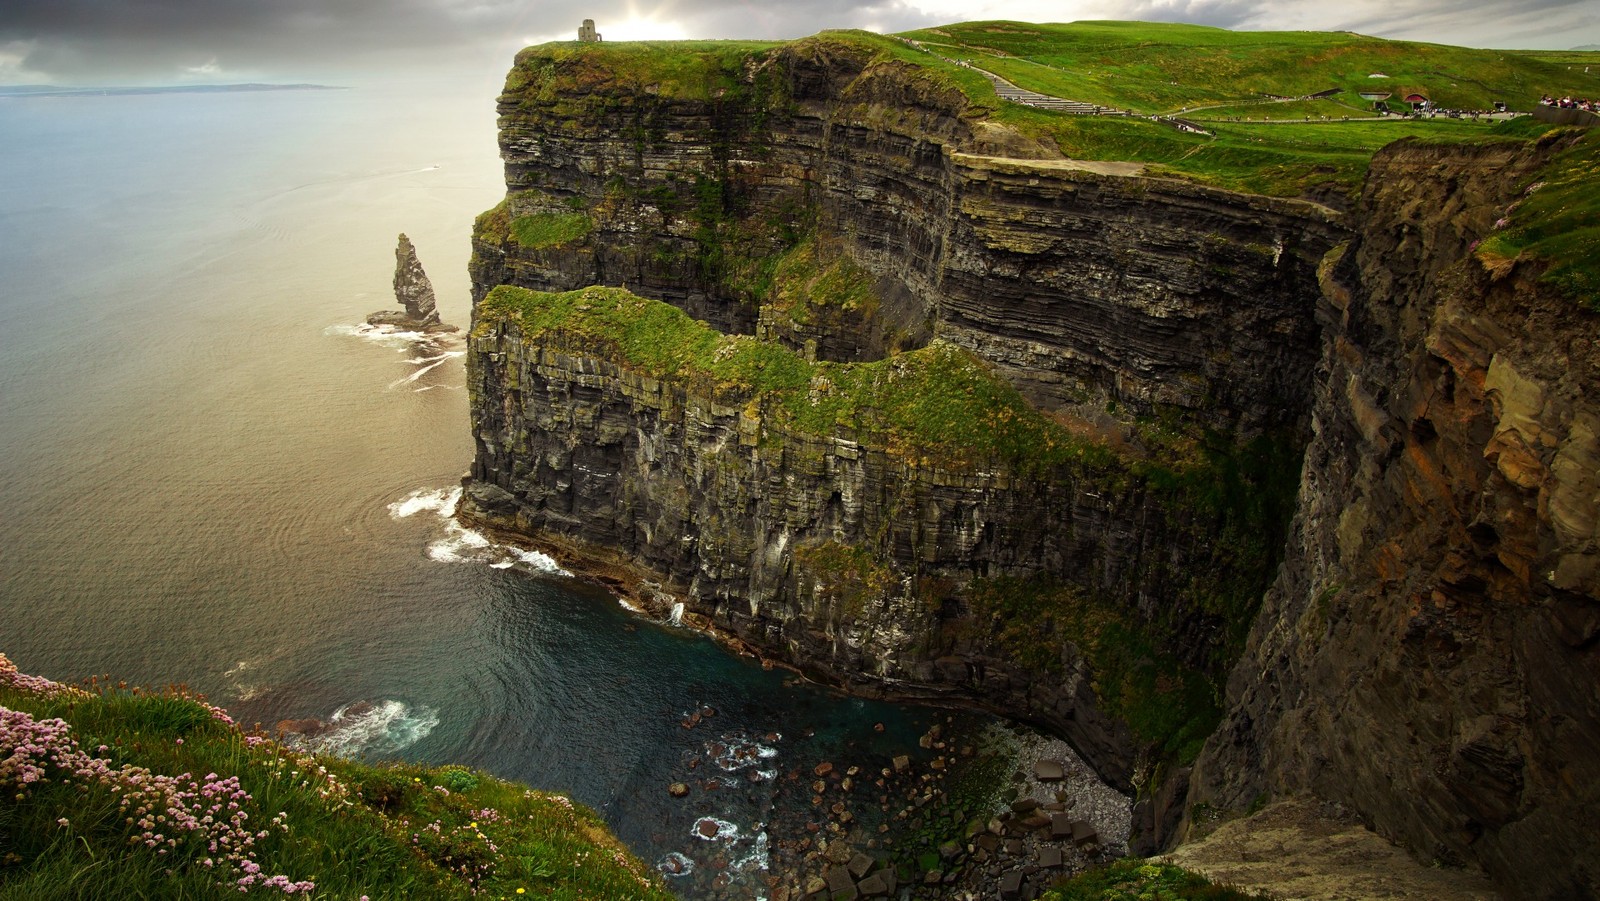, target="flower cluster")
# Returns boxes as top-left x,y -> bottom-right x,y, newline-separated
0,654 -> 89,701
0,700 -> 311,894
